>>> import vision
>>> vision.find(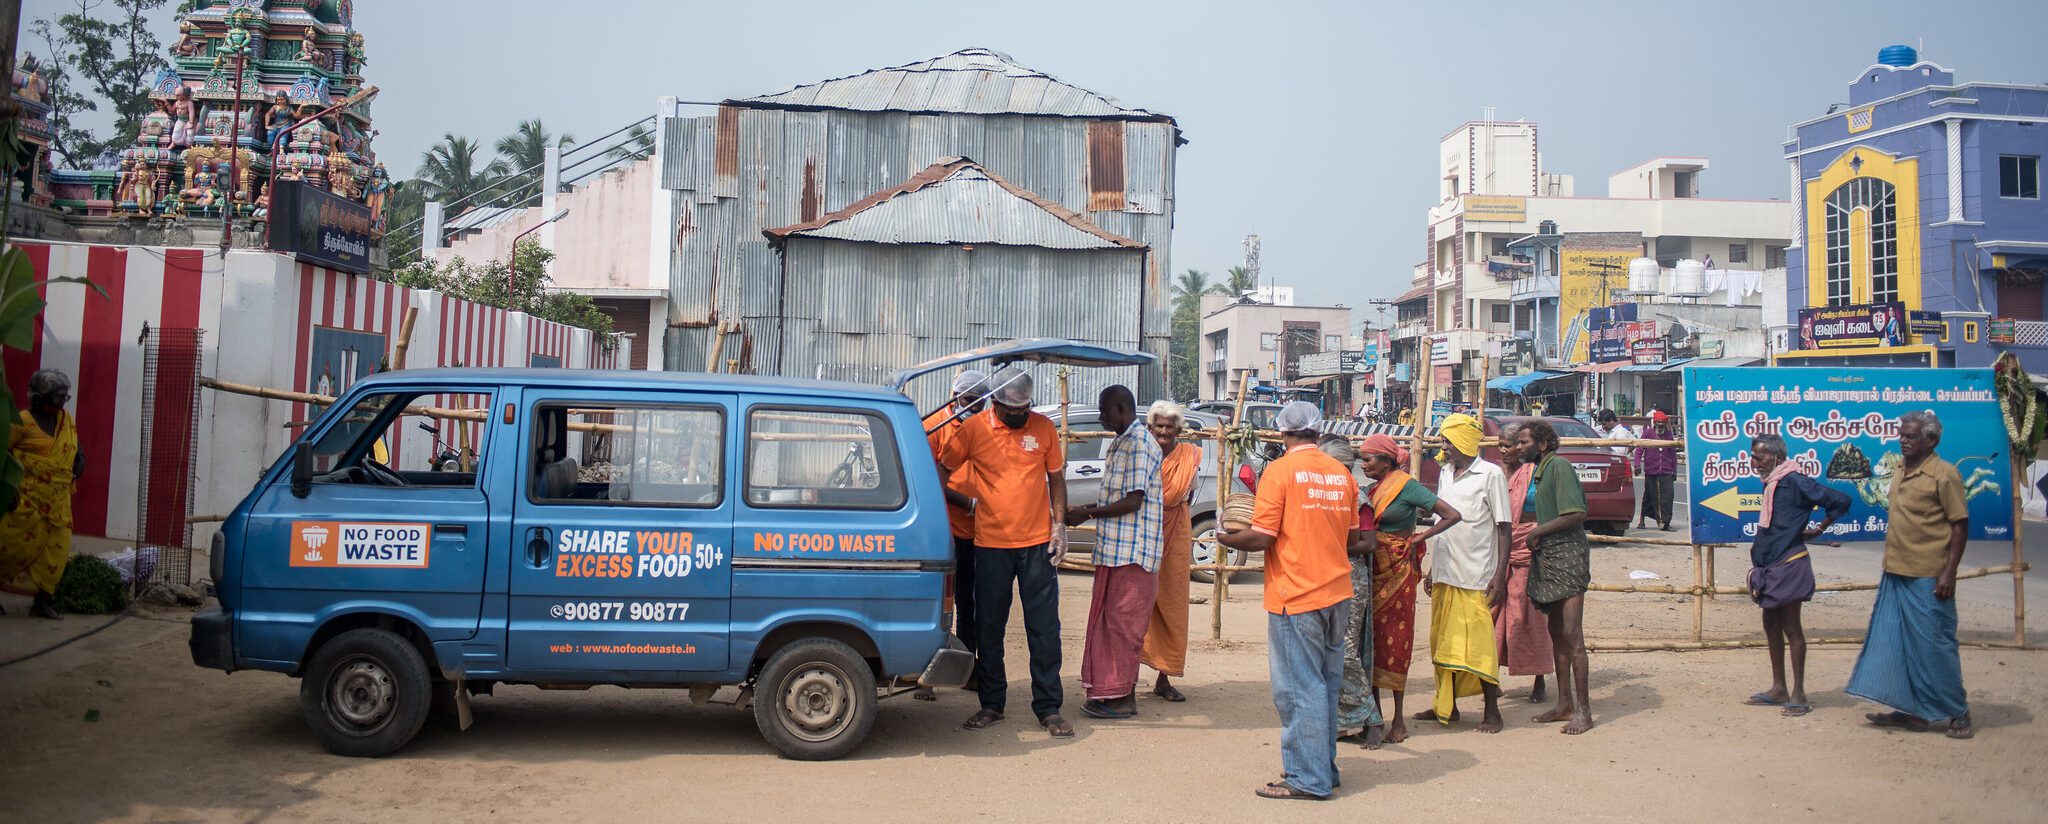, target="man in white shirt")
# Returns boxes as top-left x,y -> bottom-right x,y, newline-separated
1417,413 -> 1513,733
1596,410 -> 1636,458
